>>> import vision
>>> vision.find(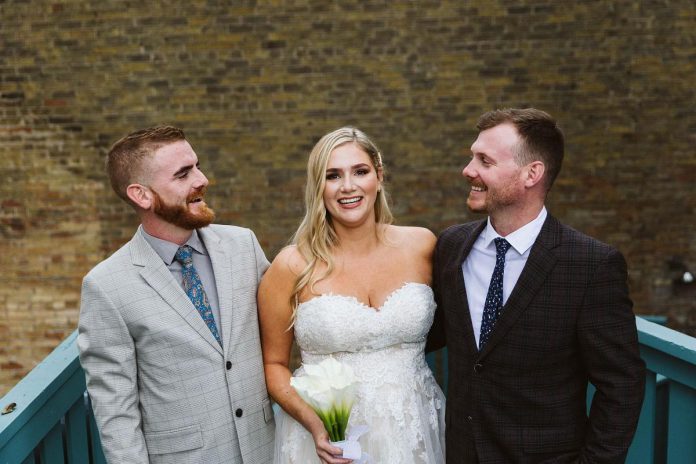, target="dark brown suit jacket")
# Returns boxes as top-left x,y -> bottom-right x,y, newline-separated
428,215 -> 645,463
